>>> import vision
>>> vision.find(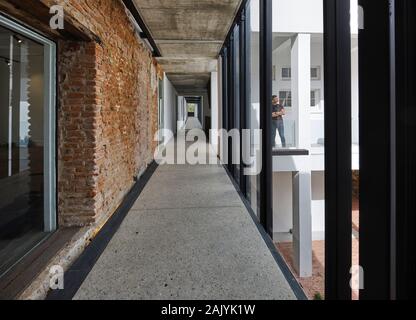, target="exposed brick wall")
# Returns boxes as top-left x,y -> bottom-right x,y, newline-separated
58,41 -> 100,226
52,0 -> 161,226
152,61 -> 164,152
